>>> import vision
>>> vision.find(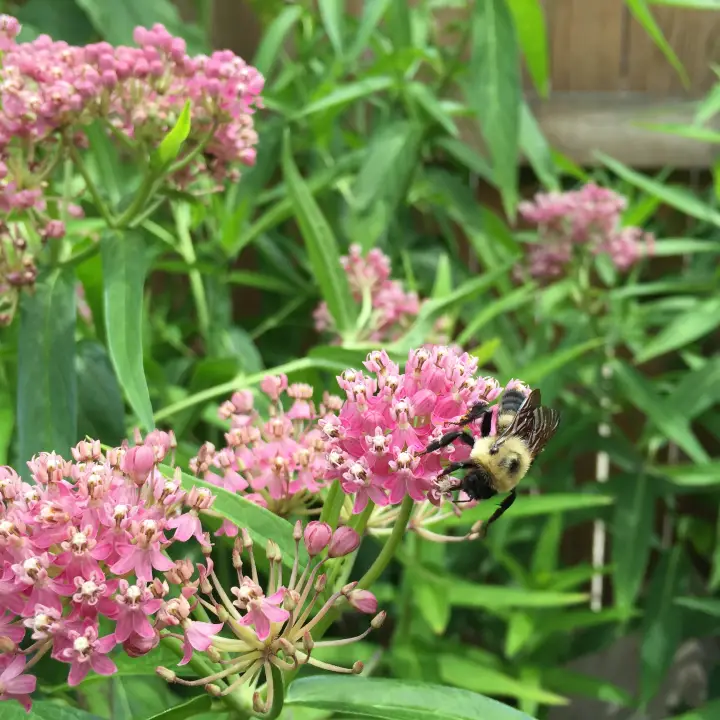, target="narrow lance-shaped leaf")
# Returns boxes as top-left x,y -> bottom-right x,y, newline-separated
468,0 -> 521,218
151,100 -> 191,171
505,0 -> 550,97
17,266 -> 77,473
286,676 -> 540,720
102,230 -> 155,430
253,5 -> 303,76
281,132 -> 355,334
